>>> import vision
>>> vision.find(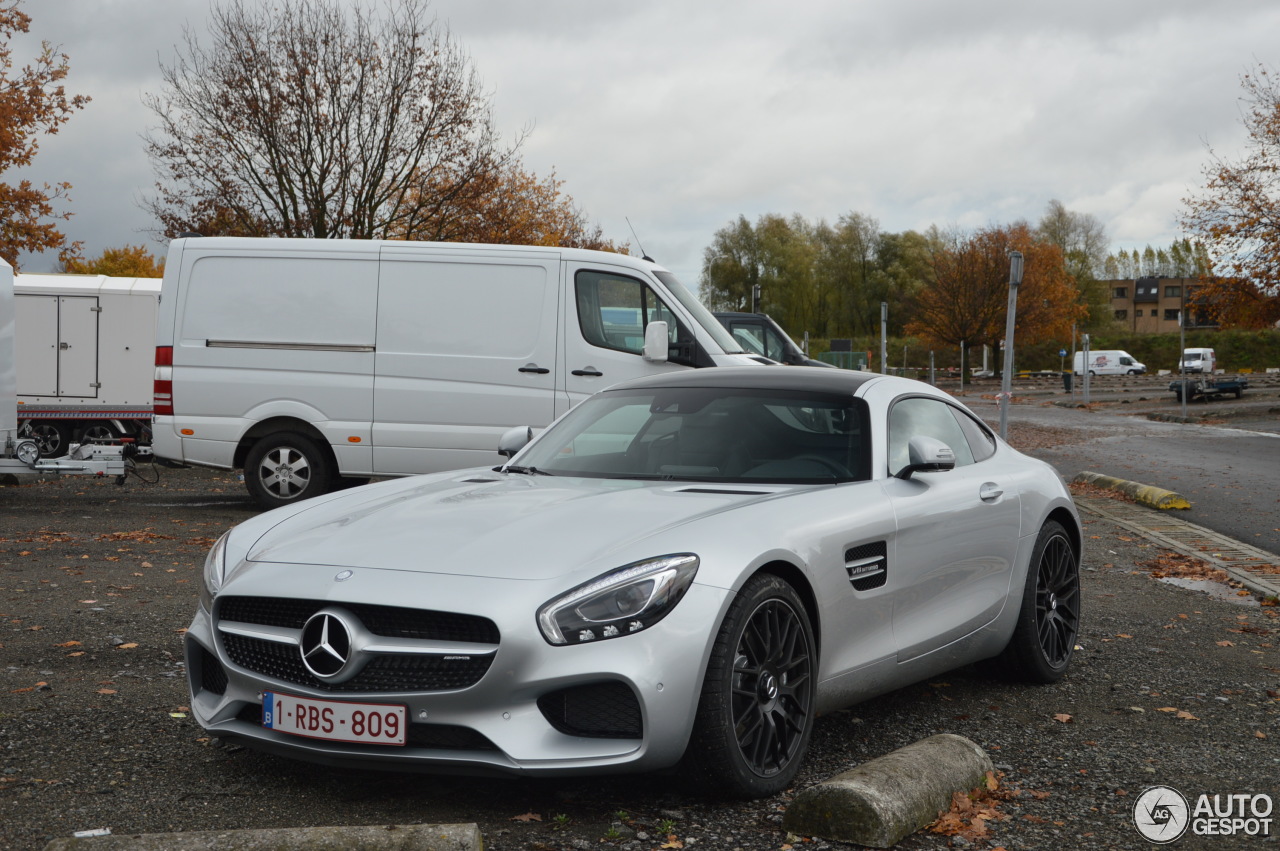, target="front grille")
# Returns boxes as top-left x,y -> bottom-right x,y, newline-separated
221,633 -> 493,693
217,596 -> 500,644
235,703 -> 498,751
538,682 -> 643,739
198,643 -> 228,695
